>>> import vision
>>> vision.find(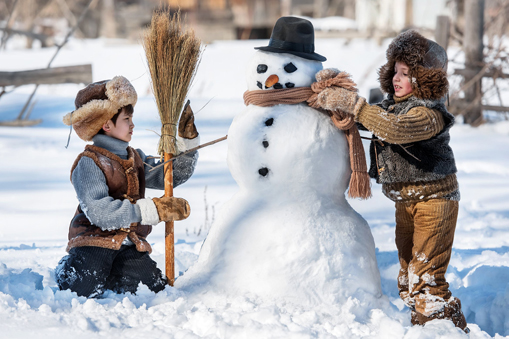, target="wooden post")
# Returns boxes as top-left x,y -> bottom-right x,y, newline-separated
100,0 -> 117,38
314,0 -> 328,18
164,152 -> 175,286
343,0 -> 356,19
435,15 -> 450,50
281,0 -> 293,17
405,0 -> 413,27
463,0 -> 484,126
